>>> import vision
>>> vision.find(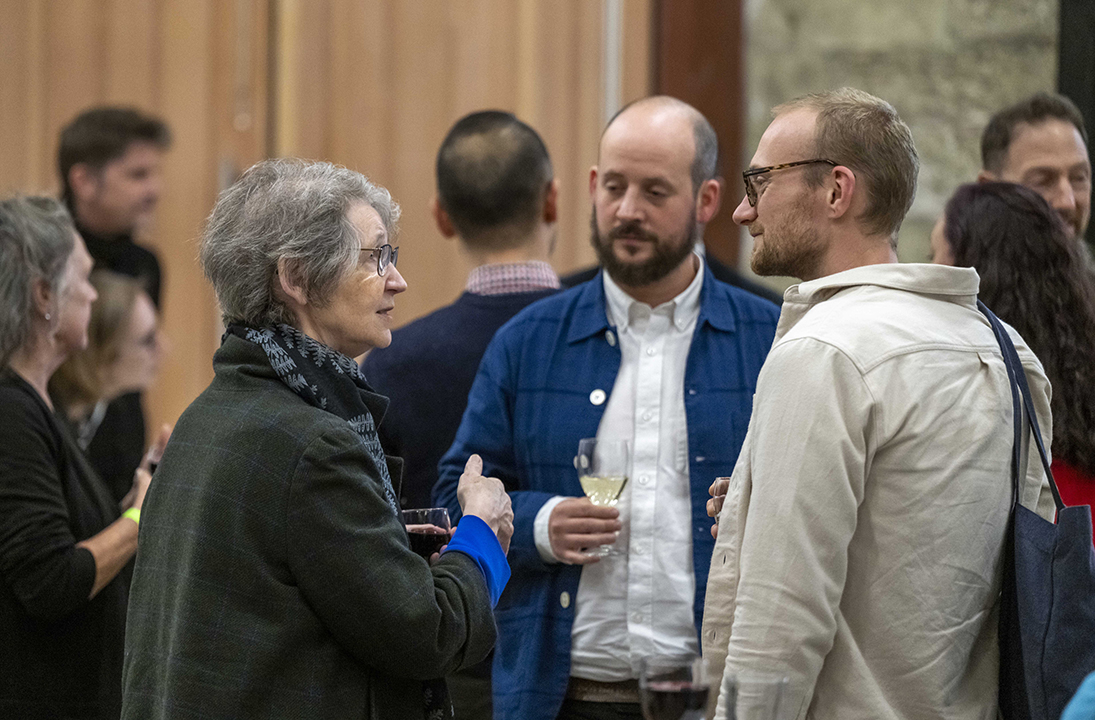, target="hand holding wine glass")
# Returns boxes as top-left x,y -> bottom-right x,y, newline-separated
576,437 -> 630,557
402,508 -> 452,560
